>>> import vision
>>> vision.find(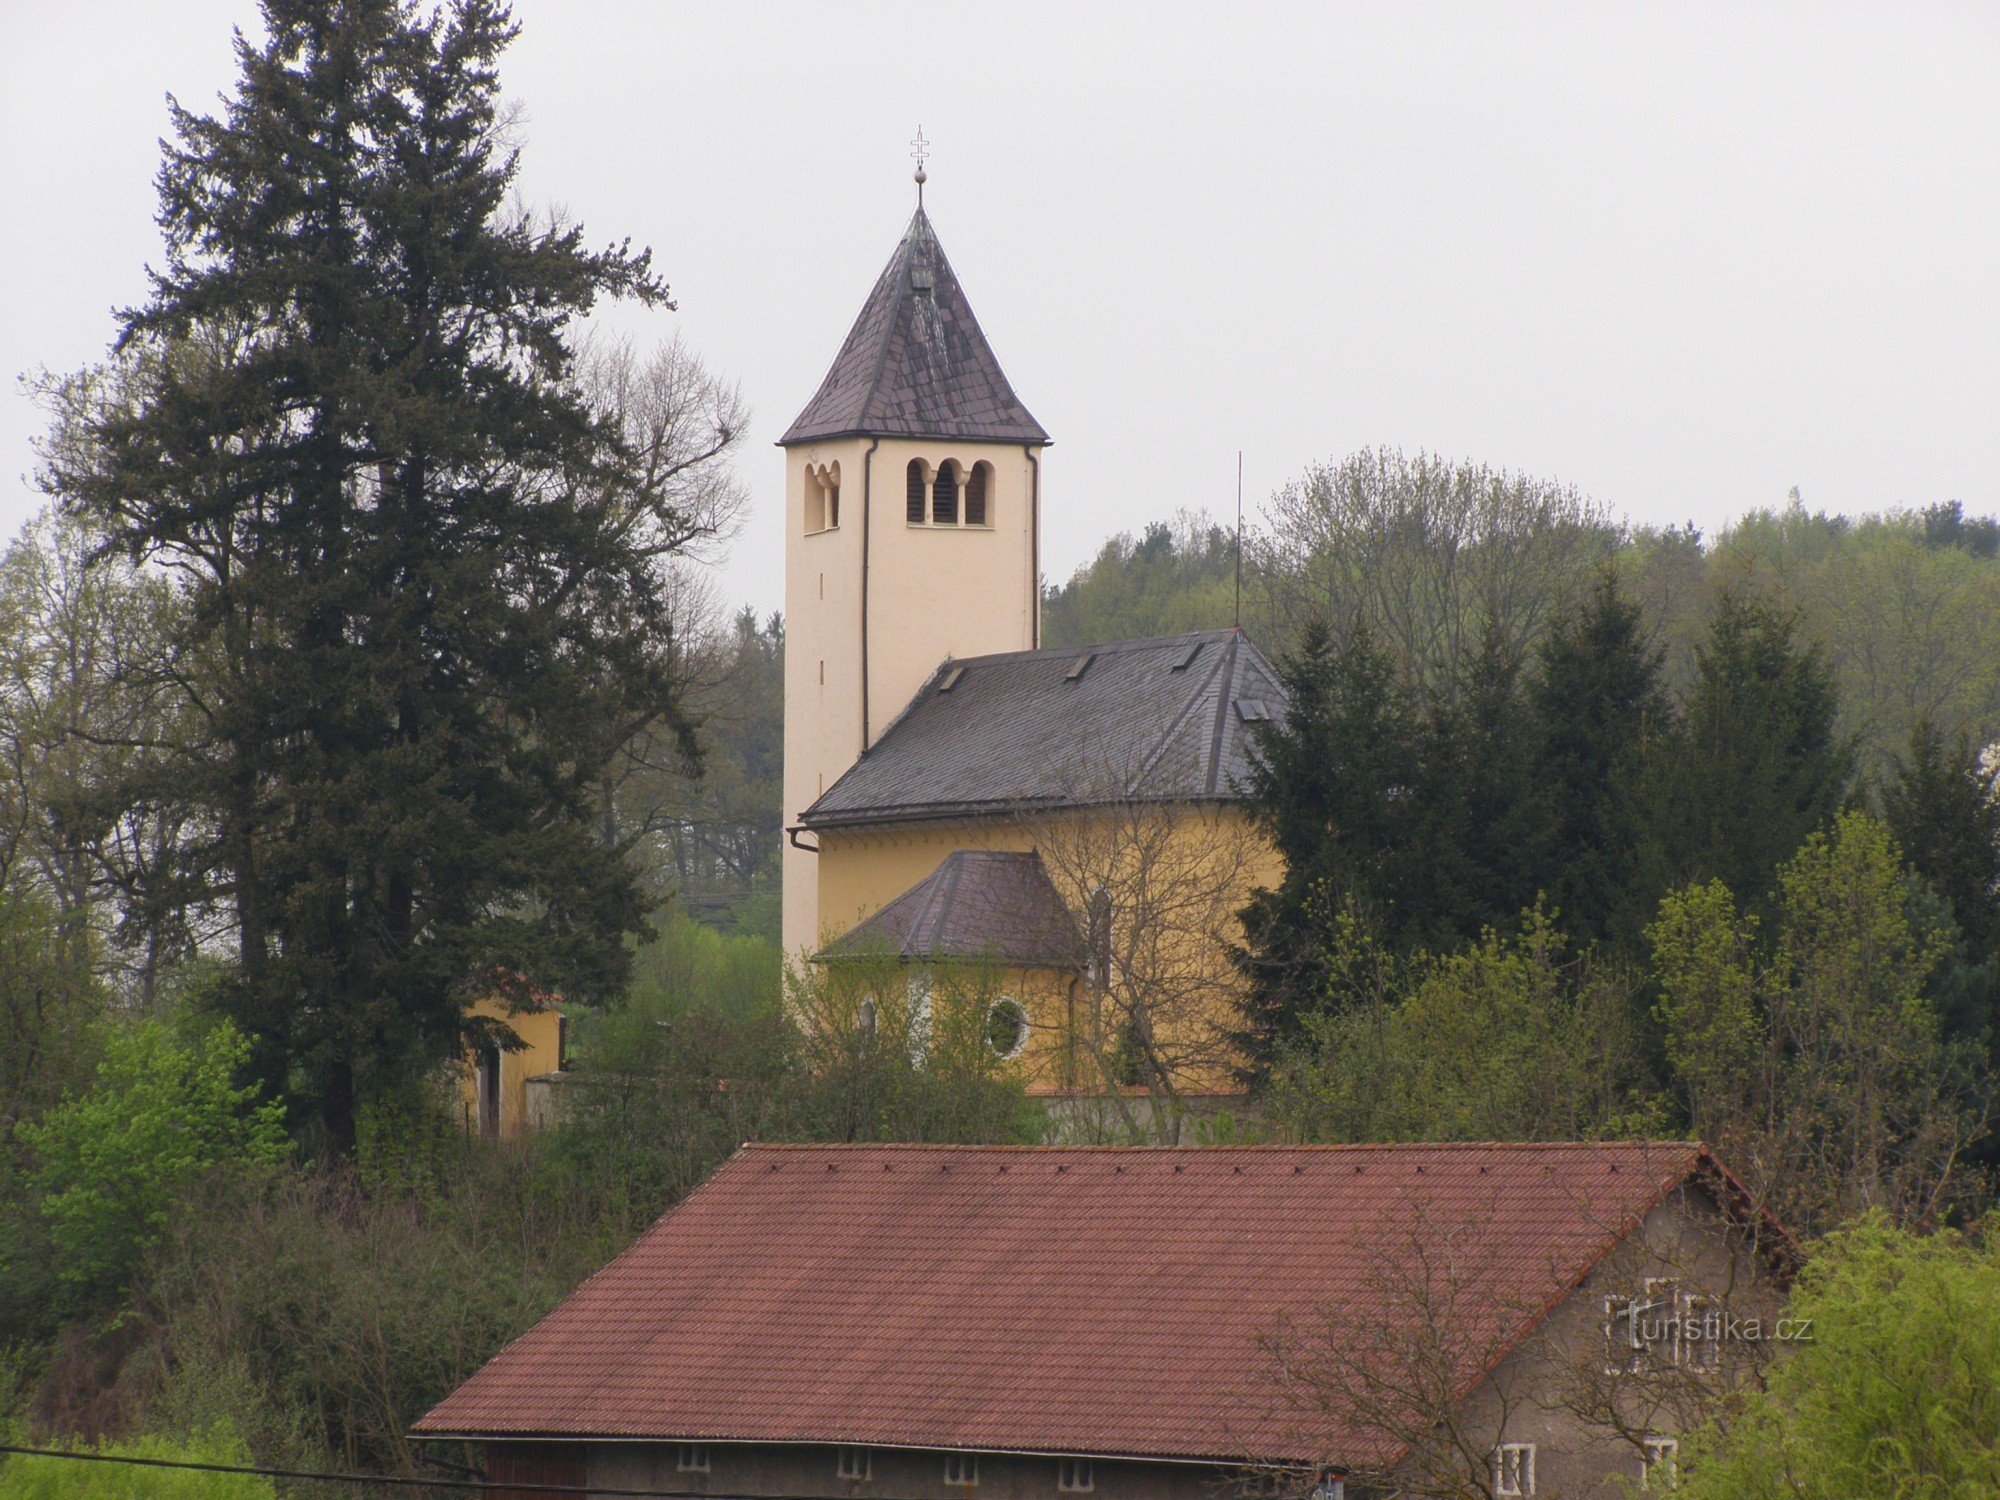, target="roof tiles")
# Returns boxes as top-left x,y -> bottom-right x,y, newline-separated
417,1141 -> 1734,1464
801,630 -> 1285,829
781,209 -> 1049,447
815,850 -> 1085,968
